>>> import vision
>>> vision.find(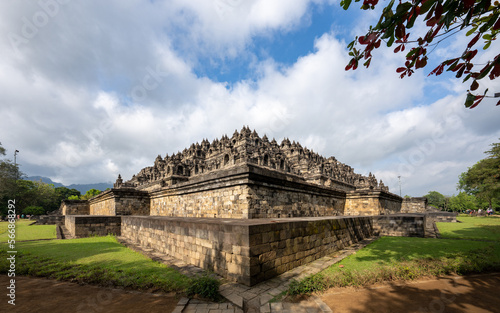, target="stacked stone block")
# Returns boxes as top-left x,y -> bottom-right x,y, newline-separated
372,214 -> 426,237
345,190 -> 402,216
120,216 -> 374,286
61,200 -> 90,215
401,197 -> 428,213
88,188 -> 150,216
64,215 -> 121,238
